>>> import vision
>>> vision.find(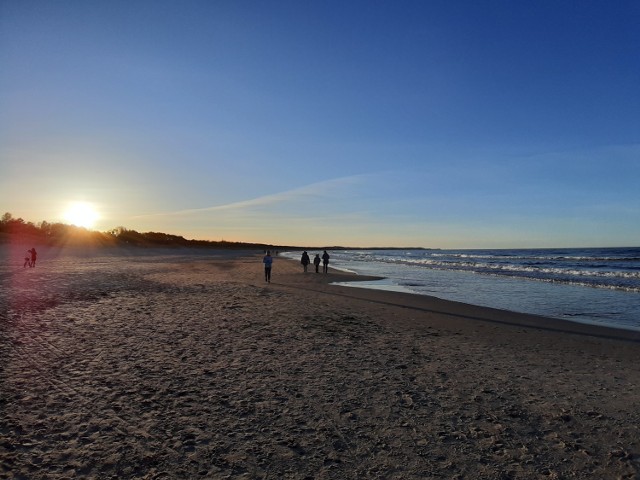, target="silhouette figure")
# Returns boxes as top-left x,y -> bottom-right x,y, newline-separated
322,250 -> 330,274
24,250 -> 31,268
301,251 -> 310,273
263,250 -> 273,283
313,254 -> 321,273
30,248 -> 37,268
